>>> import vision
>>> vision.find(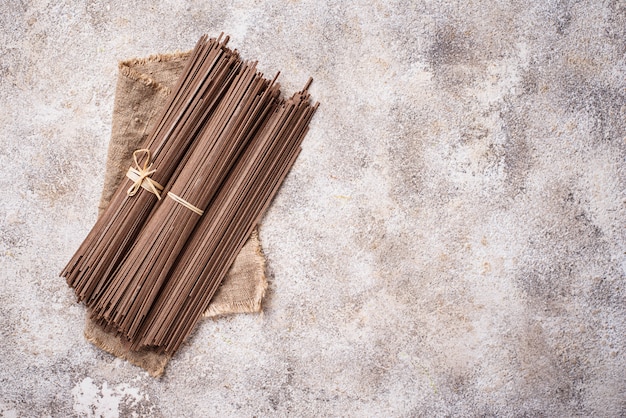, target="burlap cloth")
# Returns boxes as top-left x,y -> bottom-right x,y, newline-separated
84,52 -> 268,377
